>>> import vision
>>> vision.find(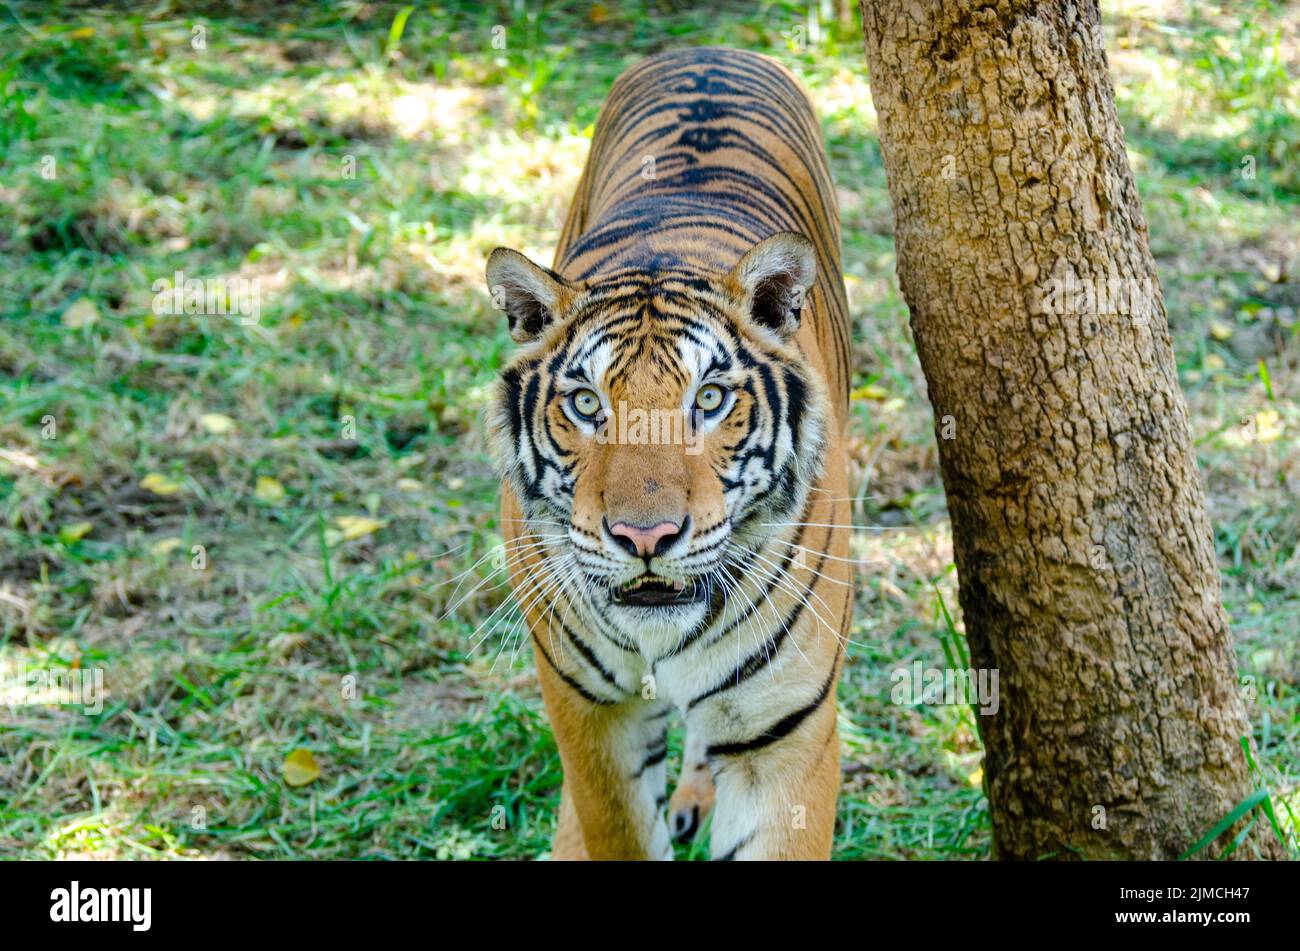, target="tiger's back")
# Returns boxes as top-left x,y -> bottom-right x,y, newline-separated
556,47 -> 851,420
